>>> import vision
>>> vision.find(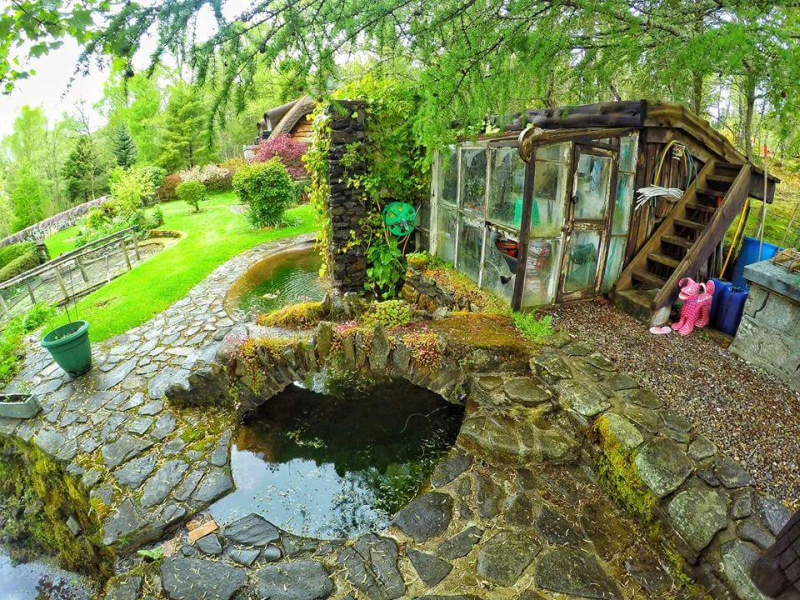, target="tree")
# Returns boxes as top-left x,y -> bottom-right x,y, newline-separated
0,173 -> 13,238
158,84 -> 214,172
10,166 -> 45,231
112,124 -> 136,167
62,135 -> 105,204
